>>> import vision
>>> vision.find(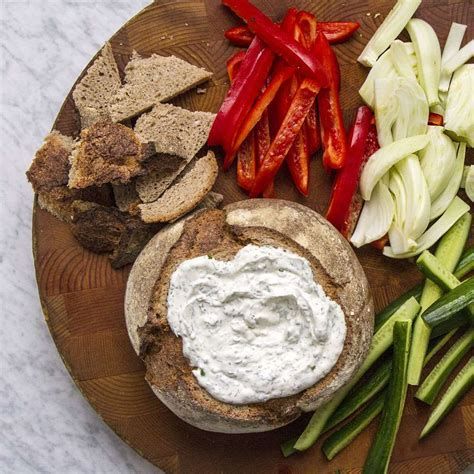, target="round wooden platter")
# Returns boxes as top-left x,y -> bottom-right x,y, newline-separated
32,1 -> 473,472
